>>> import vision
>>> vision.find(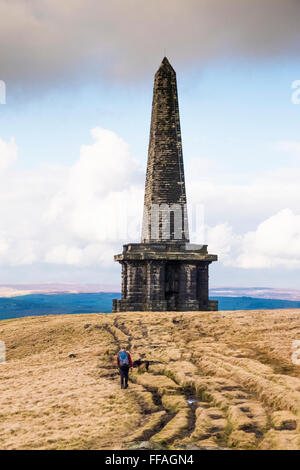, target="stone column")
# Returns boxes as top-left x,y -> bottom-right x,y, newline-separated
126,262 -> 146,303
146,260 -> 165,302
187,263 -> 198,301
121,262 -> 127,299
197,263 -> 209,308
178,263 -> 198,309
178,263 -> 187,305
